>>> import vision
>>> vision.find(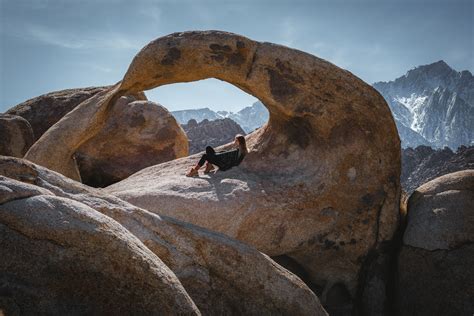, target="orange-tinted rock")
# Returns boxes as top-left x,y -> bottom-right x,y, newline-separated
24,31 -> 401,311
